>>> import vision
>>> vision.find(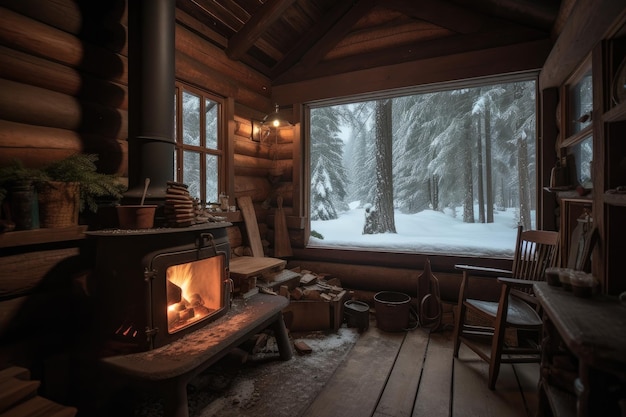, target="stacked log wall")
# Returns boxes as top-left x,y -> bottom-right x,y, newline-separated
0,0 -> 294,403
